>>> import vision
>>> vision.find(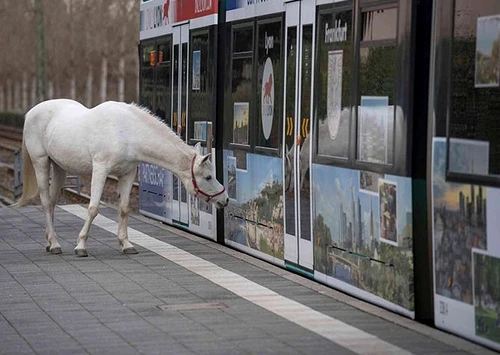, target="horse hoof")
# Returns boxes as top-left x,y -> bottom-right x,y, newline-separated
74,249 -> 88,257
46,246 -> 50,252
50,247 -> 62,255
123,247 -> 138,255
